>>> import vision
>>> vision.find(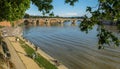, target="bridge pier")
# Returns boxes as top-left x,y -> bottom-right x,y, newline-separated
31,20 -> 36,25
59,22 -> 64,27
45,20 -> 50,26
71,20 -> 76,24
59,20 -> 64,26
